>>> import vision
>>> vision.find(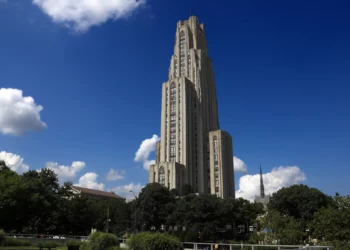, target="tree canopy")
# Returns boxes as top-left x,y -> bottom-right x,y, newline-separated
268,184 -> 334,222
